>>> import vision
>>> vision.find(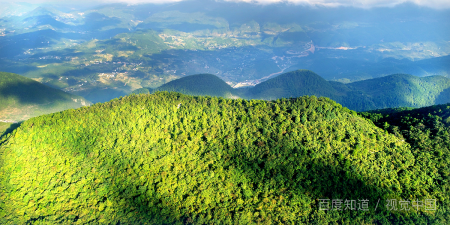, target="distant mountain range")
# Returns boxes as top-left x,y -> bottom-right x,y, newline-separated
0,72 -> 91,121
1,1 -> 449,99
133,70 -> 450,111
